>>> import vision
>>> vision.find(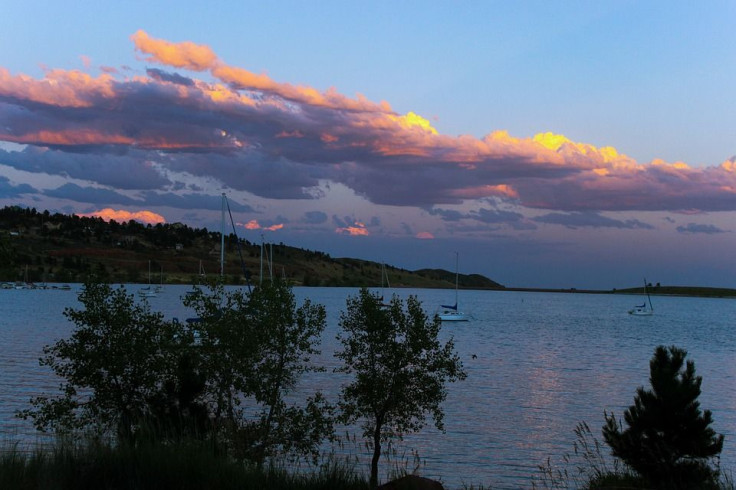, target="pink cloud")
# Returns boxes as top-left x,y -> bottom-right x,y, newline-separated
336,221 -> 369,236
238,219 -> 284,232
76,208 -> 165,225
